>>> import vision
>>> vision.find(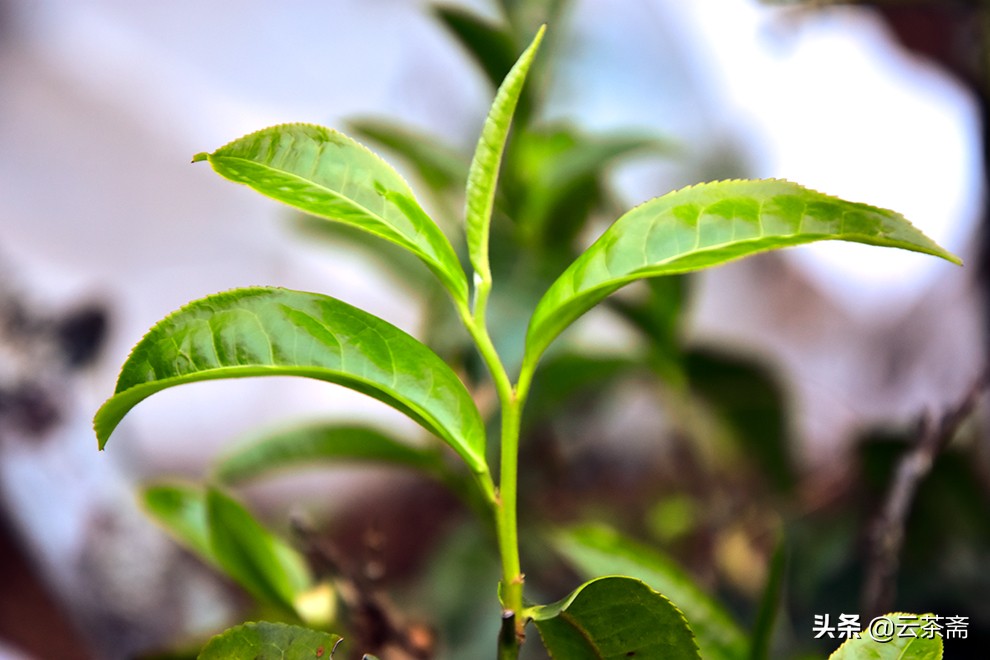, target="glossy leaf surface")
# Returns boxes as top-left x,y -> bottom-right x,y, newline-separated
829,613 -> 942,659
465,25 -> 544,289
530,576 -> 700,659
524,179 -> 961,369
193,124 -> 468,304
94,287 -> 488,477
553,526 -> 747,660
215,423 -> 447,484
198,621 -> 341,660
